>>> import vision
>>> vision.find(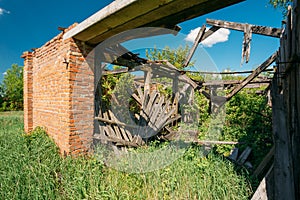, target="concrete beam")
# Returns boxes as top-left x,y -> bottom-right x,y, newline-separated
63,0 -> 243,45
